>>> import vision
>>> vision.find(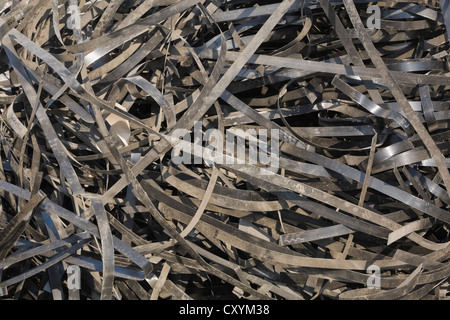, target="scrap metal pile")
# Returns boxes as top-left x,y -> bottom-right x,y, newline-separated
1,0 -> 450,300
